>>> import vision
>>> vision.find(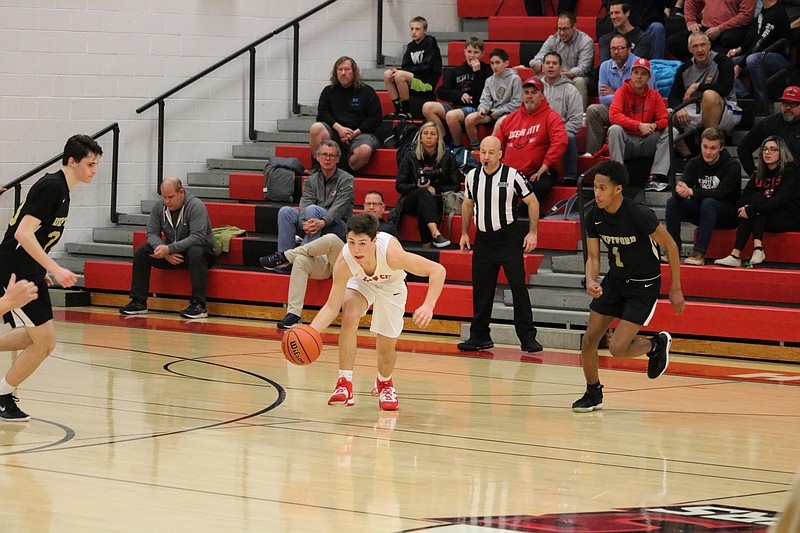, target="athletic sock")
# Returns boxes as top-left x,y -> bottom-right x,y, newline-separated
647,337 -> 658,356
338,370 -> 353,381
399,99 -> 410,115
587,381 -> 602,390
392,99 -> 402,113
378,373 -> 392,383
0,377 -> 15,396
